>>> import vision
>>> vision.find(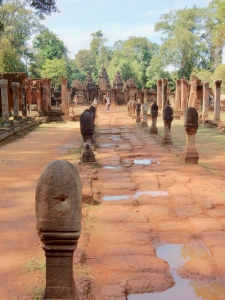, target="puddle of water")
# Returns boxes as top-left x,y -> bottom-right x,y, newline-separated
102,195 -> 130,201
133,190 -> 169,198
100,143 -> 114,147
102,190 -> 169,201
134,159 -> 160,165
111,135 -> 123,141
128,244 -> 225,300
102,166 -> 122,169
